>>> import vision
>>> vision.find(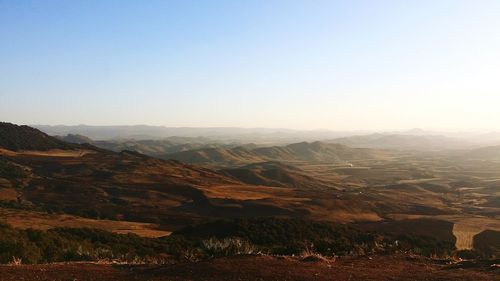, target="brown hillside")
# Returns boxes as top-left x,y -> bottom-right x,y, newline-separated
221,161 -> 334,190
0,122 -> 77,151
167,147 -> 264,164
166,141 -> 386,165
